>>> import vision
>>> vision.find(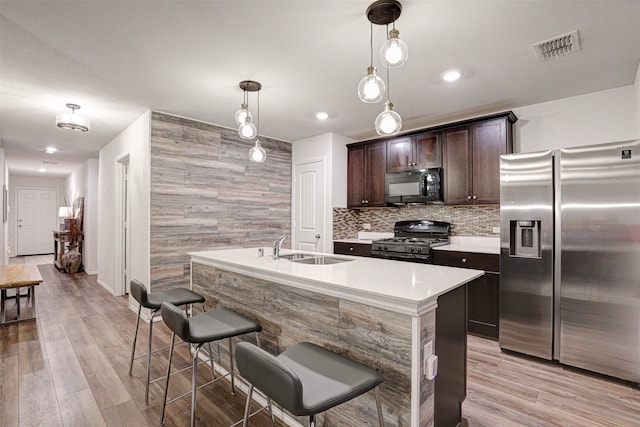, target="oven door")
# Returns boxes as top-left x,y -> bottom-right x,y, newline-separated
371,249 -> 432,263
